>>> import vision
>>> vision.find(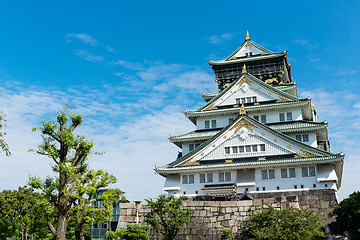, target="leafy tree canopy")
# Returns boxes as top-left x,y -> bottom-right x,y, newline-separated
107,224 -> 150,240
144,194 -> 191,240
334,191 -> 360,239
0,111 -> 10,156
28,105 -> 122,240
241,206 -> 326,240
